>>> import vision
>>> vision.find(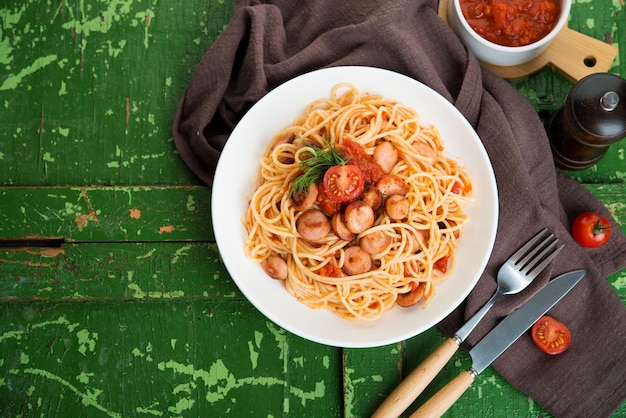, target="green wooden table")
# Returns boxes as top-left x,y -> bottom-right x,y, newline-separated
1,1 -> 624,417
